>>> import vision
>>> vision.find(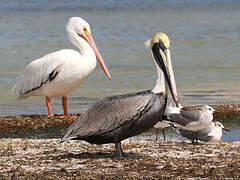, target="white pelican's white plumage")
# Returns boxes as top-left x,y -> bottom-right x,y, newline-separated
11,17 -> 112,117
